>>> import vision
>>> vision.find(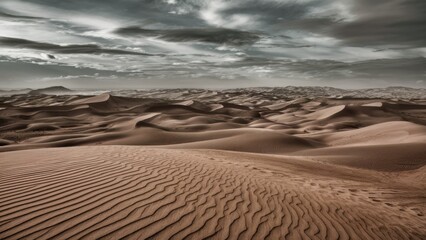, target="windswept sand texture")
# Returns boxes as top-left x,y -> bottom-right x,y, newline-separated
1,88 -> 425,239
